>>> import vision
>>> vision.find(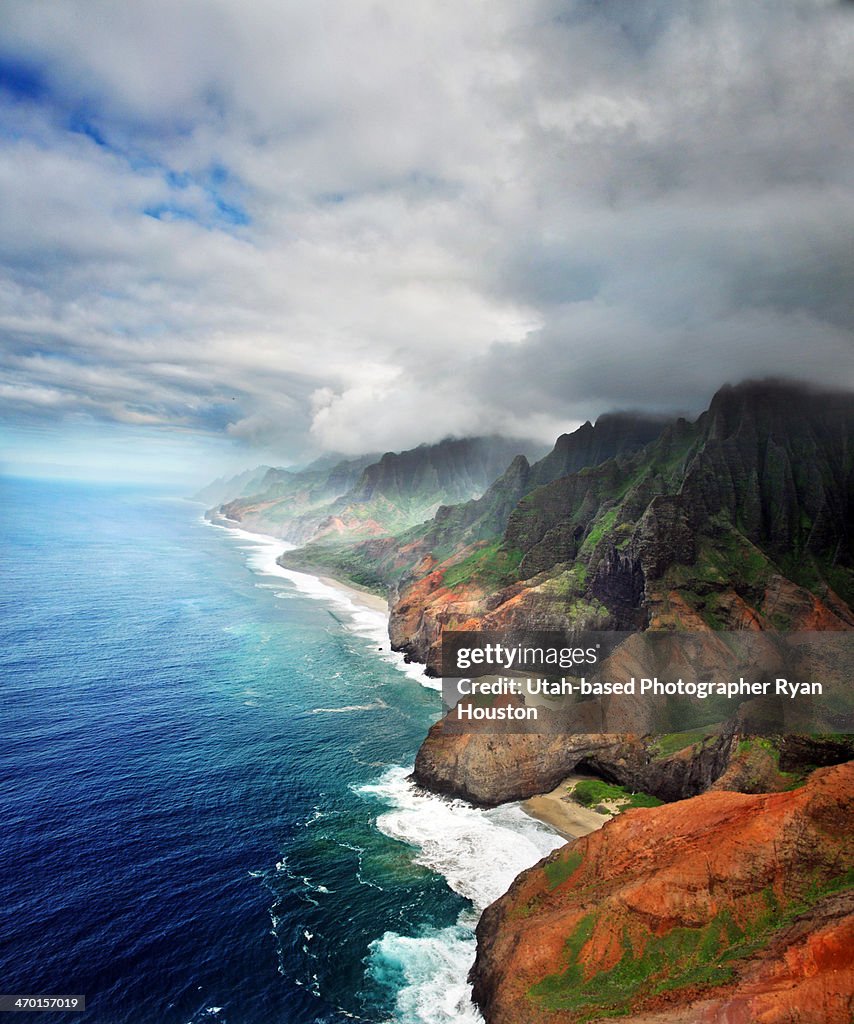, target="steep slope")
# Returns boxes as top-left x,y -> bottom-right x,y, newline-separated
191,465 -> 278,506
313,435 -> 534,538
277,436 -> 539,567
415,413 -> 672,561
390,381 -> 854,671
208,452 -> 378,539
470,761 -> 854,1024
413,708 -> 854,806
291,413 -> 669,595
